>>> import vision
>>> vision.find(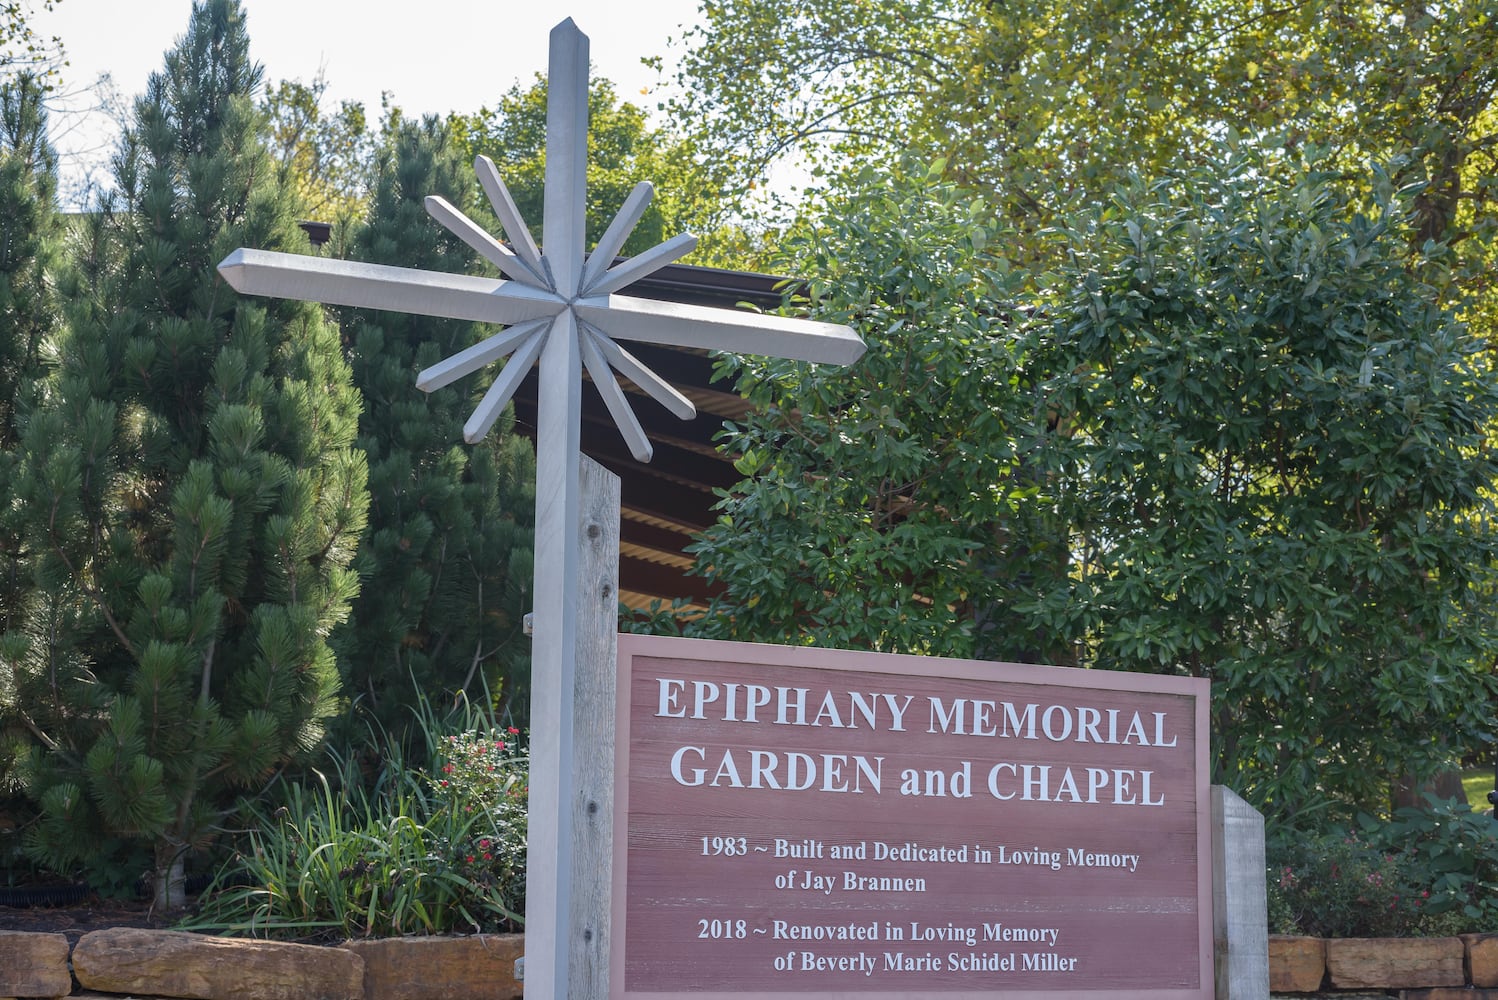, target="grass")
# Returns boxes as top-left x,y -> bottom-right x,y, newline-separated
1462,767 -> 1495,811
